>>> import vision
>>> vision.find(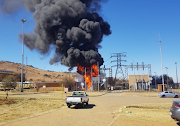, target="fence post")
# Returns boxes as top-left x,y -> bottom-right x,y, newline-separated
61,84 -> 63,99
